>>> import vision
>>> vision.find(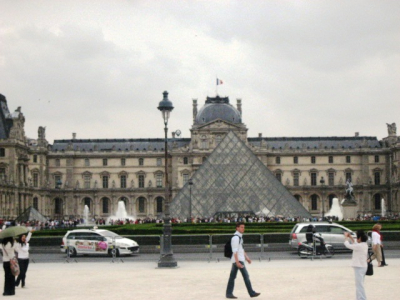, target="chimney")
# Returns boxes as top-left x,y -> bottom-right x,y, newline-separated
355,132 -> 359,137
72,133 -> 76,140
258,133 -> 262,138
236,99 -> 242,115
172,132 -> 176,138
192,99 -> 198,123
